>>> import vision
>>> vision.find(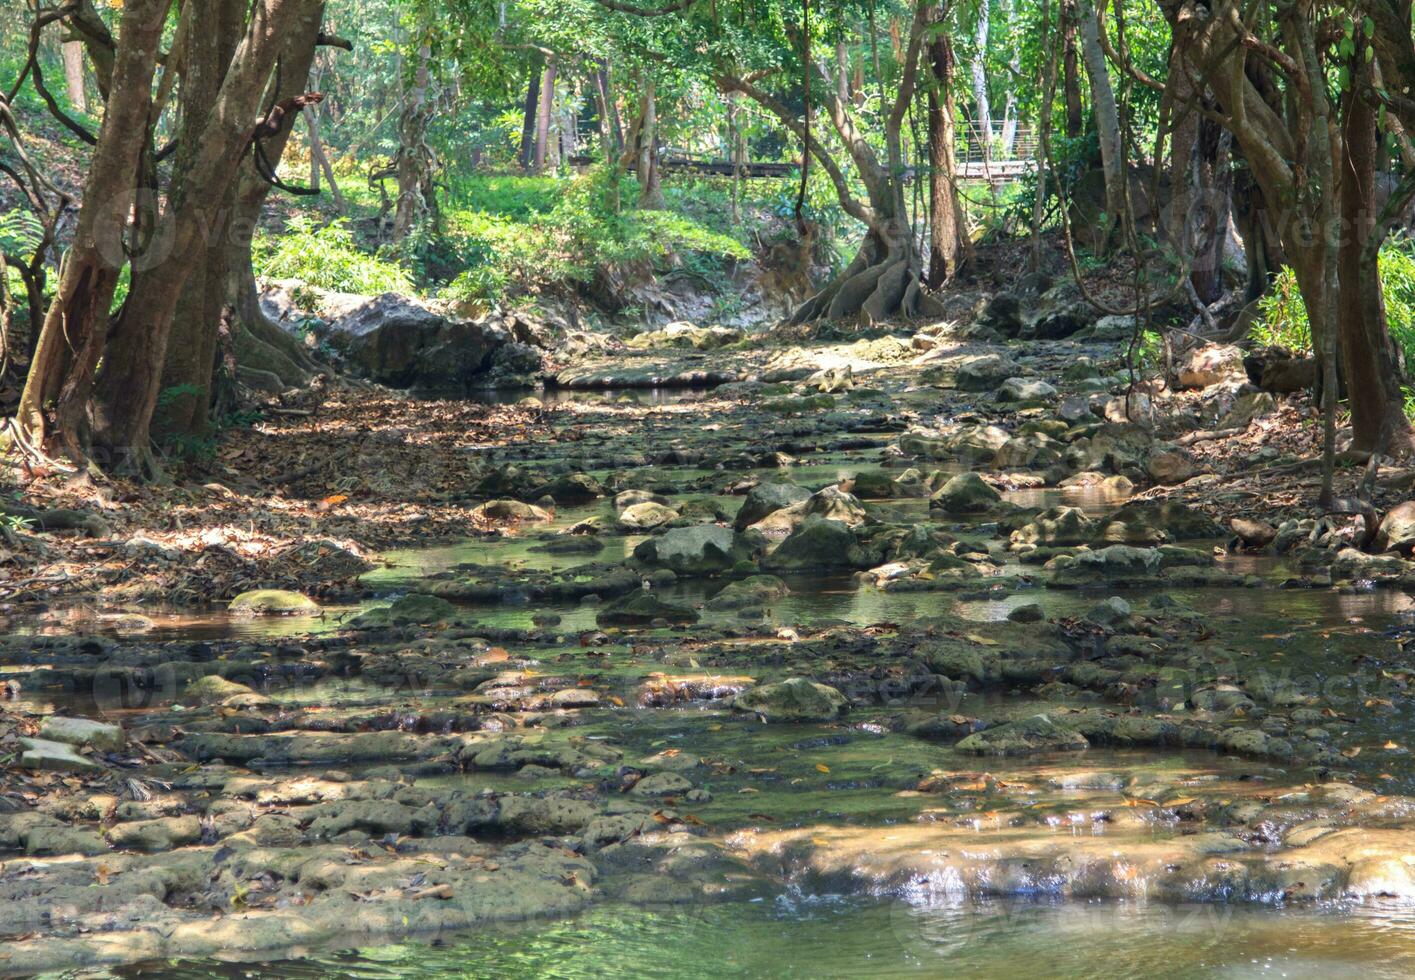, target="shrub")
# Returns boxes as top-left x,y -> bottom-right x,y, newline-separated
254,216 -> 414,295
